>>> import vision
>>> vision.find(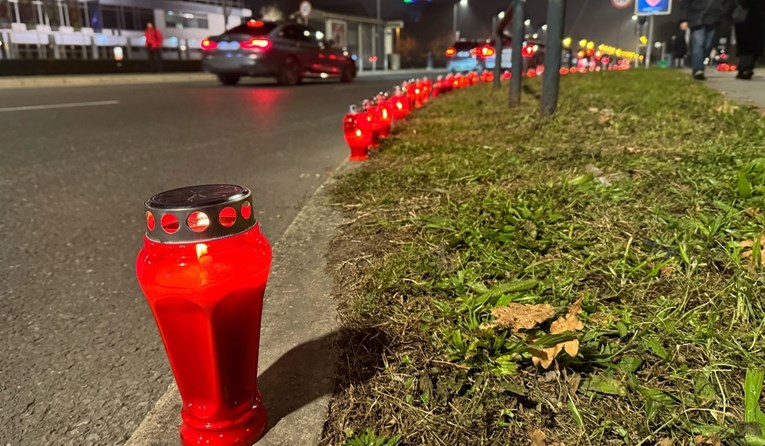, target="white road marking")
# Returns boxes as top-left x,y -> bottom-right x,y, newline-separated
0,100 -> 120,113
